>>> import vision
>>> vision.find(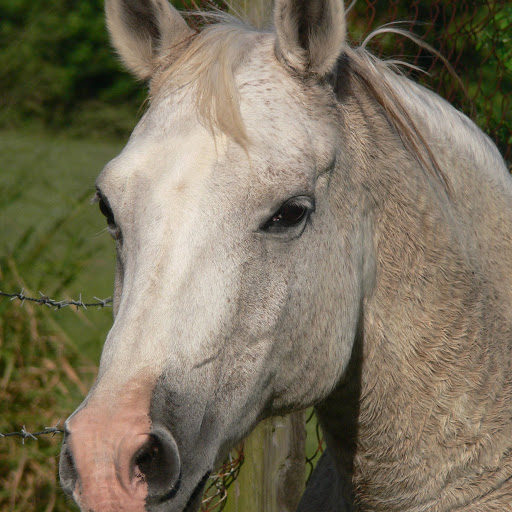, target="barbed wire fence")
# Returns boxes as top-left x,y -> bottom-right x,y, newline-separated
0,424 -> 64,444
0,290 -> 112,310
1,1 -> 509,511
0,292 -> 321,512
0,422 -> 244,512
0,423 -> 320,512
0,415 -> 317,512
